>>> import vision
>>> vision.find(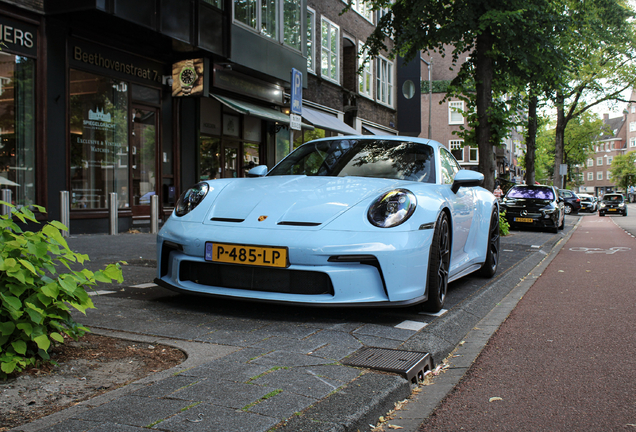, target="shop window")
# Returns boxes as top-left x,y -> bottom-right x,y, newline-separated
199,136 -> 221,180
69,69 -> 129,209
0,53 -> 36,208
